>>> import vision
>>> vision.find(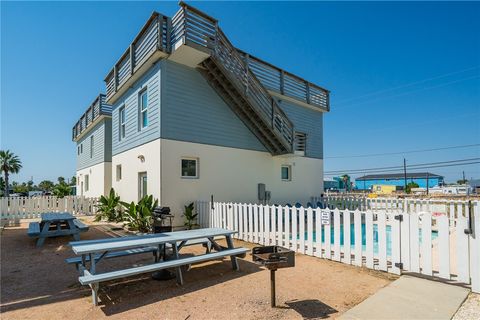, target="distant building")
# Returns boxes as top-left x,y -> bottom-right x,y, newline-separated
355,172 -> 444,190
372,185 -> 402,195
429,185 -> 473,195
324,179 -> 340,191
